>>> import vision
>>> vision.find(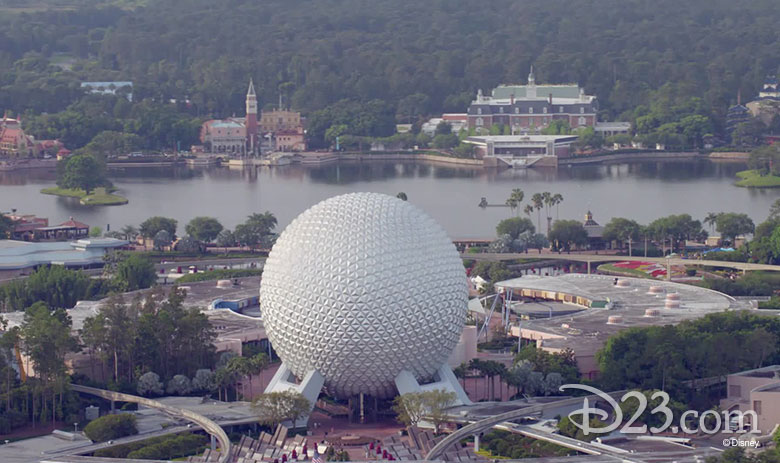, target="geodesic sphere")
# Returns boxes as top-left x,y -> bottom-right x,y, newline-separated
260,192 -> 468,398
